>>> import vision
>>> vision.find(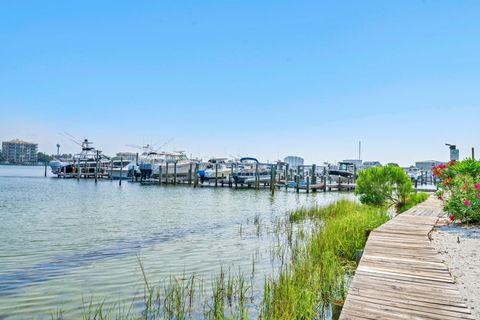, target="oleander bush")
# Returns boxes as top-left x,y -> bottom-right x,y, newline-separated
433,159 -> 480,223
